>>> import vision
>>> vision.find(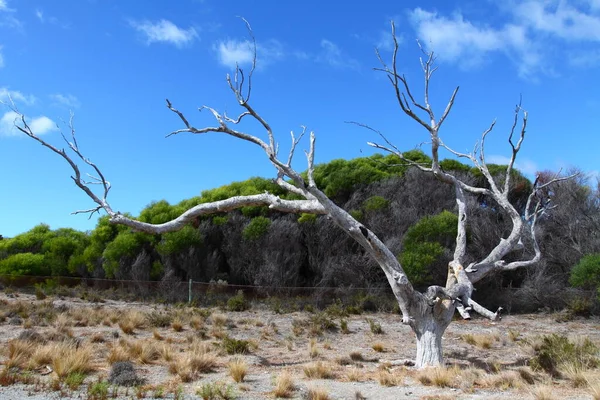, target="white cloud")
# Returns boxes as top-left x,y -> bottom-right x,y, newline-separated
35,9 -> 43,22
0,87 -> 36,105
130,19 -> 198,48
29,116 -> 56,135
50,93 -> 80,109
214,38 -> 284,69
0,111 -> 57,137
407,2 -> 600,77
215,39 -> 254,68
0,0 -> 21,29
512,0 -> 600,41
409,8 -> 534,71
317,39 -> 359,69
486,154 -> 539,177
